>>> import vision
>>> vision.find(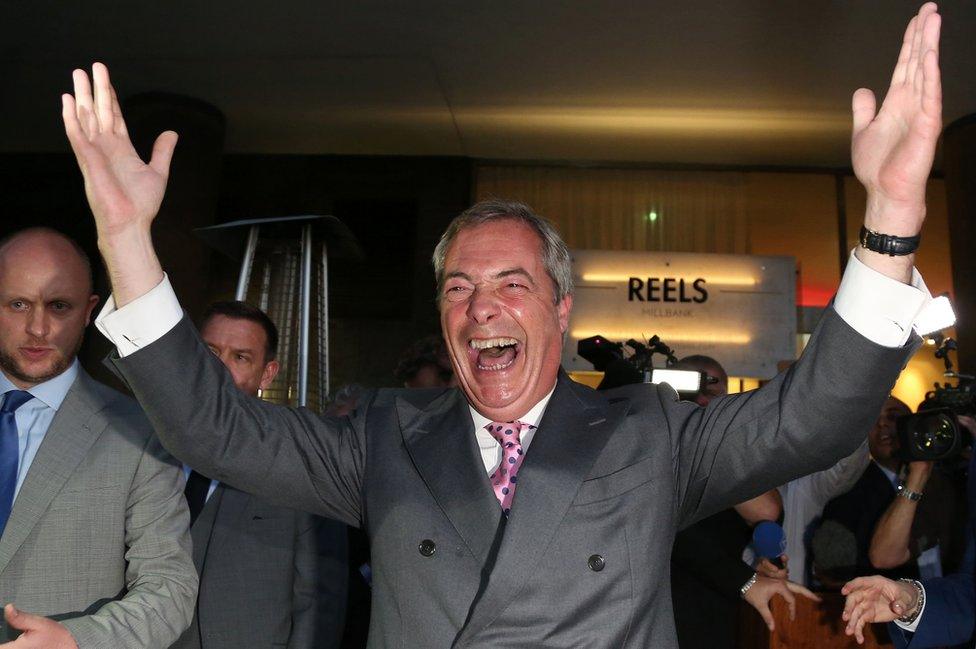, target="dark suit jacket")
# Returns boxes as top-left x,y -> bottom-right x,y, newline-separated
671,509 -> 755,649
115,307 -> 914,648
170,482 -> 348,649
819,462 -> 904,576
817,460 -> 961,580
890,452 -> 976,648
0,370 -> 196,647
